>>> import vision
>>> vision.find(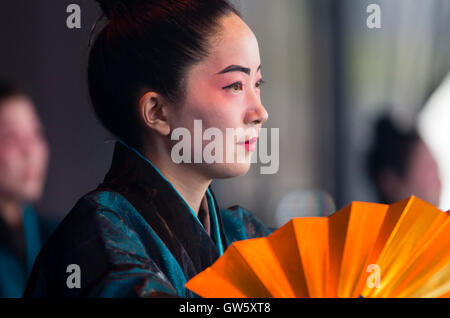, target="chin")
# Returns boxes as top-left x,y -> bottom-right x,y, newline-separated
205,162 -> 252,179
21,184 -> 44,202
